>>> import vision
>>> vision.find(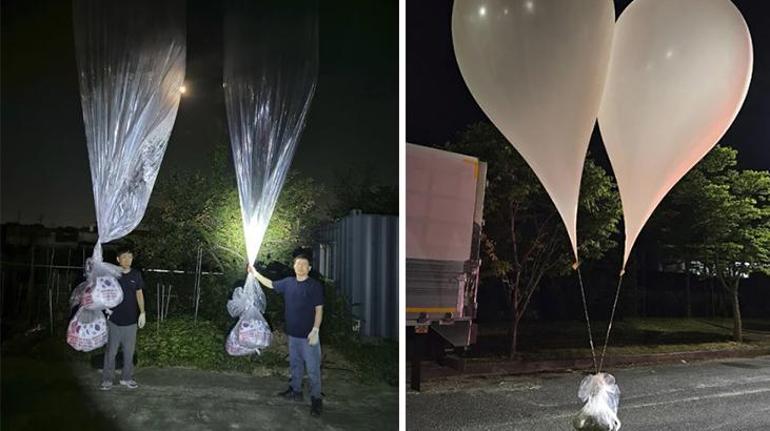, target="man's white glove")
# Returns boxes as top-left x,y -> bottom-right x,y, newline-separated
138,312 -> 146,329
308,327 -> 319,346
